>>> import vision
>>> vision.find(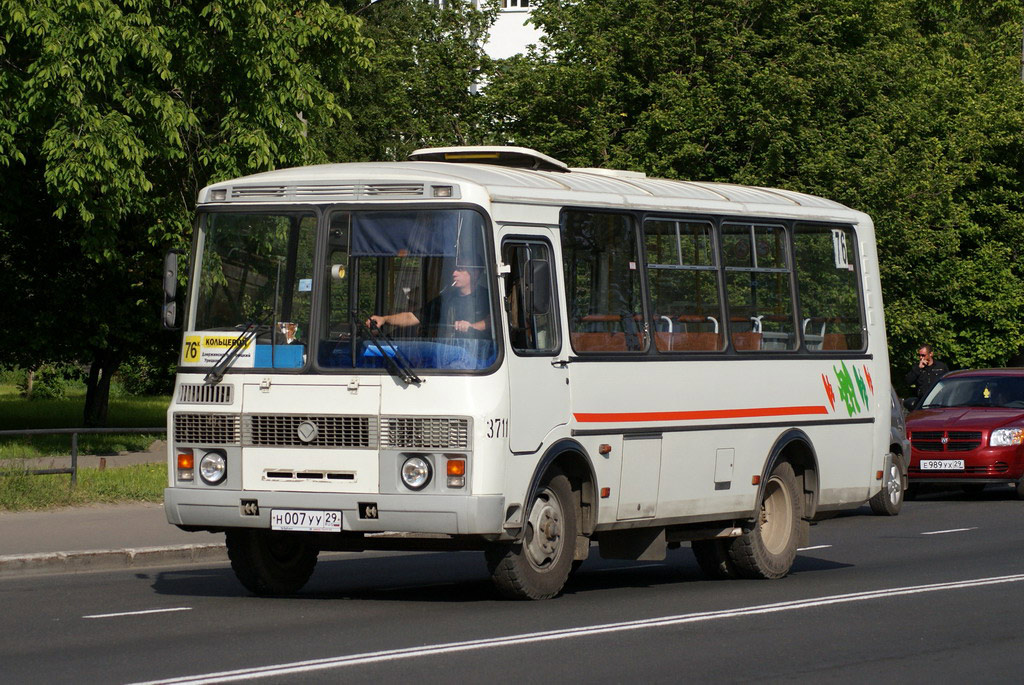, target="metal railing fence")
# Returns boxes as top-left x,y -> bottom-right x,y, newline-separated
0,427 -> 166,486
